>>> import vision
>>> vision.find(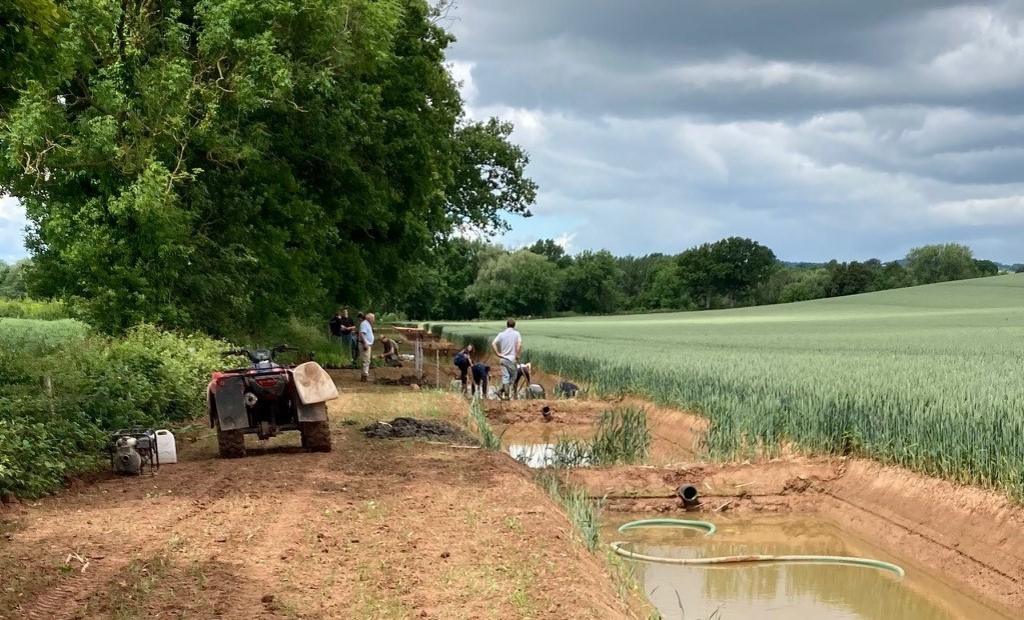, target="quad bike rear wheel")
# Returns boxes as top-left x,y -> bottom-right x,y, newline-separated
301,420 -> 332,452
217,423 -> 246,458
